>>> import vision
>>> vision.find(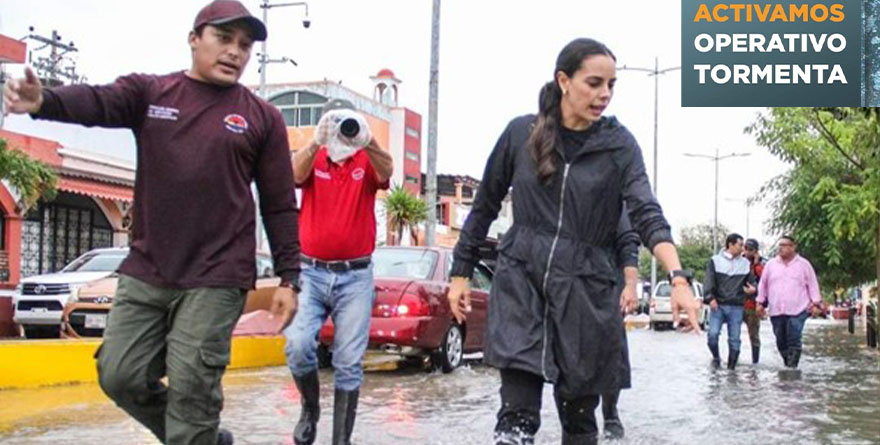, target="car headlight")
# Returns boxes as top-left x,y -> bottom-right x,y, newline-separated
67,285 -> 81,305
